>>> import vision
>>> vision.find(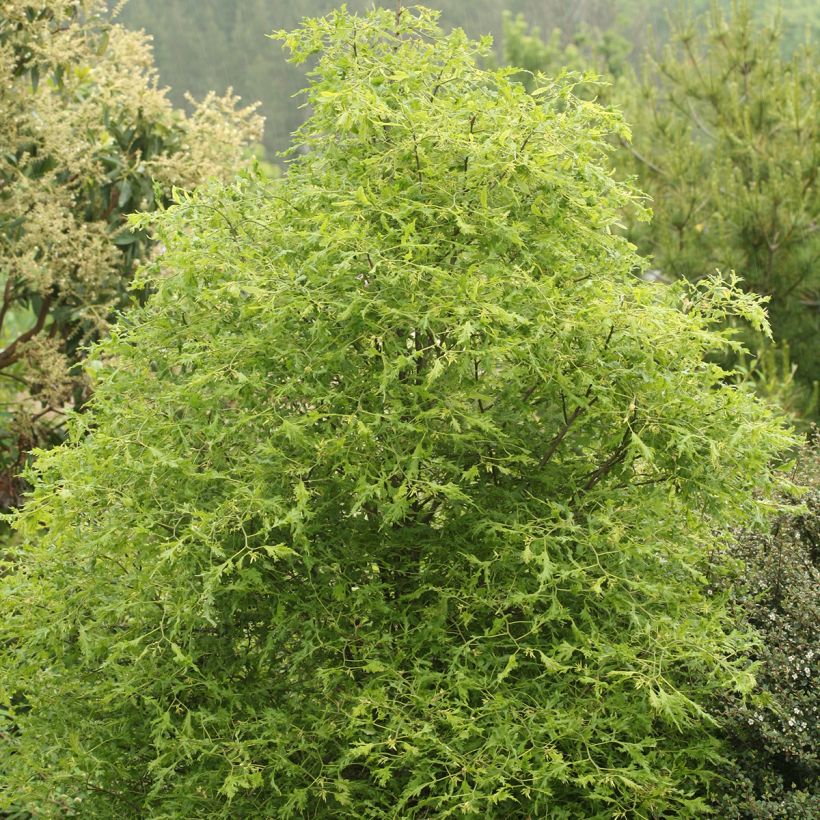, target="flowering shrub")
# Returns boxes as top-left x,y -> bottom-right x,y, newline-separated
0,0 -> 262,507
712,443 -> 819,818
